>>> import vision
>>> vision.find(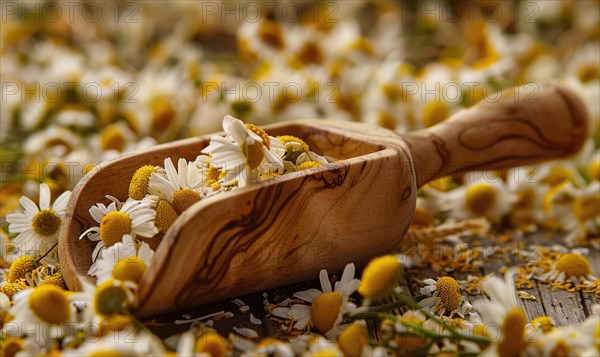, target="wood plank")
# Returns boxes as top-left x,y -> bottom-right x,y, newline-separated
537,283 -> 587,326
